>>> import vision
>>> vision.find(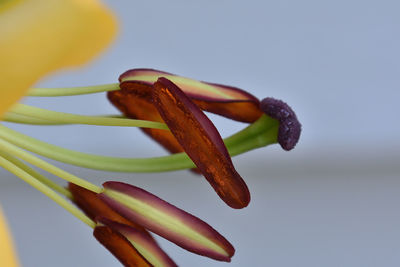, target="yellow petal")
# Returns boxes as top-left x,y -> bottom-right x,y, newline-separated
0,0 -> 117,116
0,207 -> 19,267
